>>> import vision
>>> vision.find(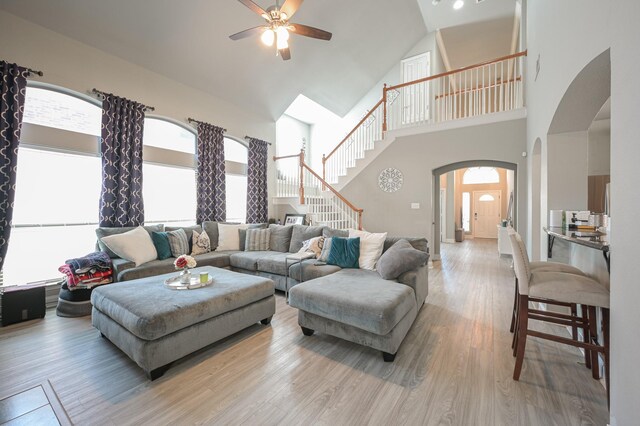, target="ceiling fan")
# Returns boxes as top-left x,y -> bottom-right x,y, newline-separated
229,0 -> 332,60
